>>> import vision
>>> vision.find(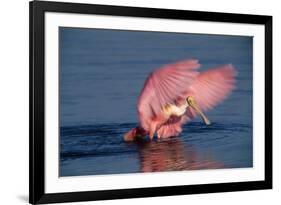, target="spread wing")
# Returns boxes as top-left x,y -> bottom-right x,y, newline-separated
180,64 -> 236,124
137,59 -> 200,131
157,64 -> 236,138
